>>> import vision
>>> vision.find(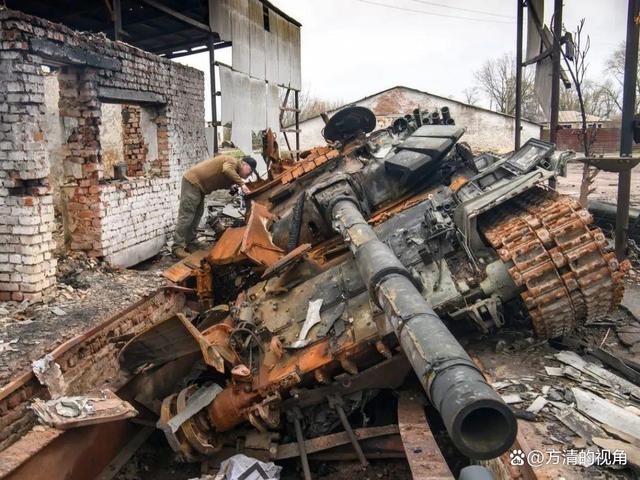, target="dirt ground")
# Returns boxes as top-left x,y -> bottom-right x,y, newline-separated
557,161 -> 640,207
0,251 -> 173,385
